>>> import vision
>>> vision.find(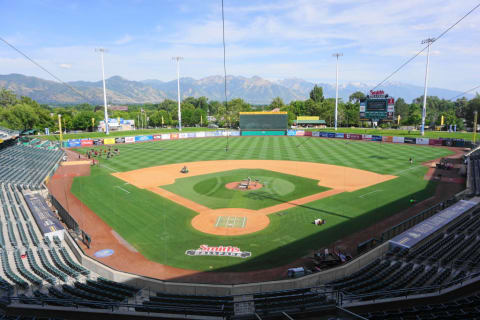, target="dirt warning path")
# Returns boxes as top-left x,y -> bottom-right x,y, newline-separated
113,160 -> 396,236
